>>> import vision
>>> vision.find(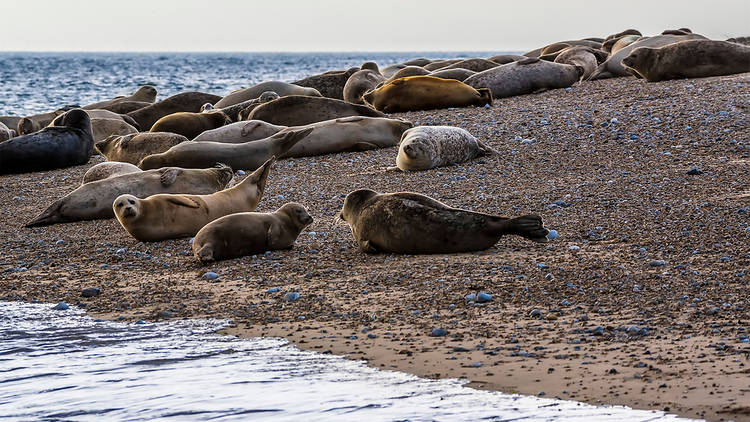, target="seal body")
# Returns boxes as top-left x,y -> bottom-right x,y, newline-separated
0,109 -> 93,175
428,68 -> 476,81
114,158 -> 276,242
394,126 -> 495,171
83,86 -> 157,111
247,95 -> 385,126
293,67 -> 359,99
363,76 -> 492,113
26,165 -> 233,226
127,92 -> 222,131
149,111 -> 231,139
192,202 -> 313,262
0,122 -> 15,142
214,82 -> 321,108
138,128 -> 313,170
442,58 -> 499,73
551,46 -> 608,80
465,58 -> 581,98
383,66 -> 430,83
423,59 -> 462,71
523,39 -> 602,58
487,54 -> 526,65
339,190 -> 550,254
82,161 -> 142,184
201,91 -> 279,122
192,120 -> 286,144
96,132 -> 188,165
343,69 -> 385,104
622,40 -> 750,82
